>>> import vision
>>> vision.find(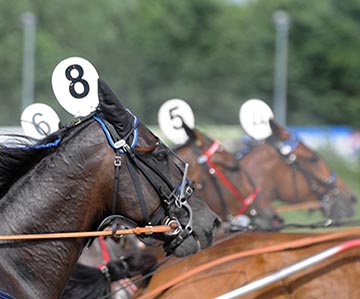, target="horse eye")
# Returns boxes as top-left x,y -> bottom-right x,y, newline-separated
310,154 -> 318,163
156,150 -> 167,161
